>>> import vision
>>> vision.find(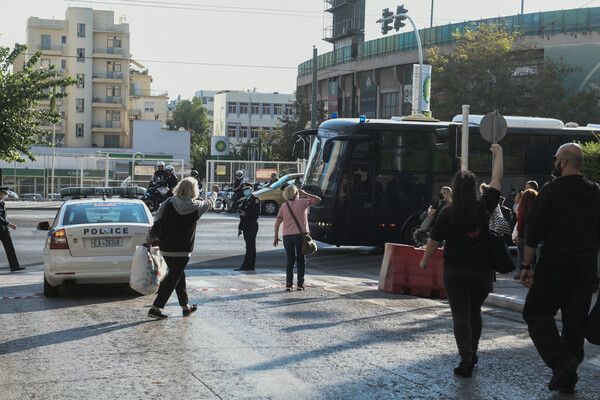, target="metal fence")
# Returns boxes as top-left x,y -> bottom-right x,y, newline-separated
205,160 -> 306,190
